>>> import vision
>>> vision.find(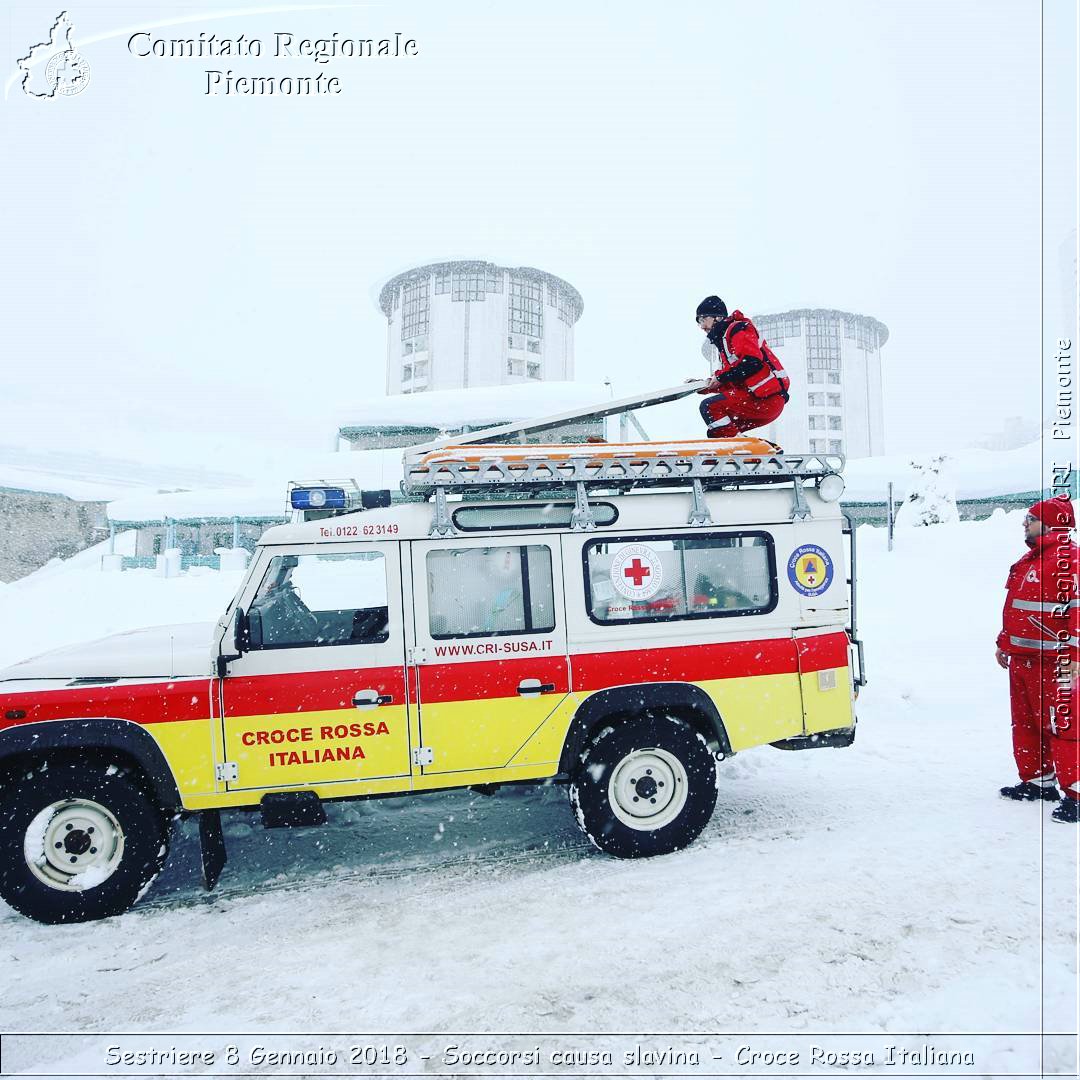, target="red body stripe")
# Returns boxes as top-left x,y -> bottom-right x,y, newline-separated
795,631 -> 849,672
571,637 -> 800,691
0,678 -> 212,729
0,633 -> 850,729
418,657 -> 570,704
223,666 -> 406,716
